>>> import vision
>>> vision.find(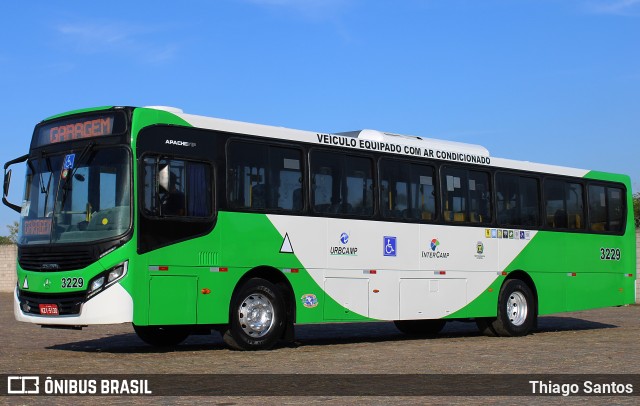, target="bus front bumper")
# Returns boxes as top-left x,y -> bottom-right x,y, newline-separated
14,283 -> 133,326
